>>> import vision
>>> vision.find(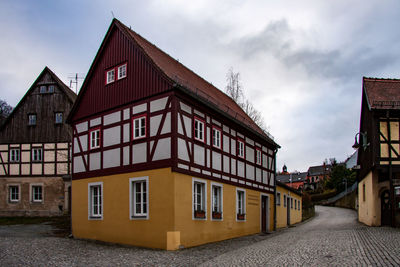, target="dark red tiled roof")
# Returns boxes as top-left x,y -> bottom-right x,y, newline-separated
116,20 -> 275,143
363,77 -> 400,110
